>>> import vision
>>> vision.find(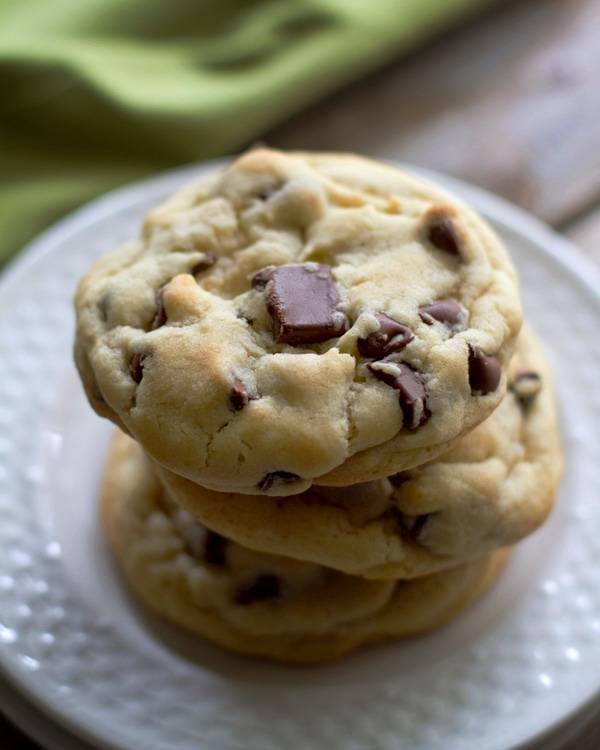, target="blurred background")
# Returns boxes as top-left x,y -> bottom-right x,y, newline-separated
1,0 -> 599,273
1,0 -> 599,747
